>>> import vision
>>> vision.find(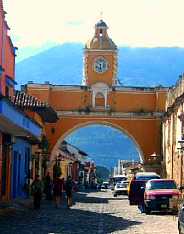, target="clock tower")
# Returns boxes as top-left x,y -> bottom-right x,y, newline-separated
82,20 -> 118,87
